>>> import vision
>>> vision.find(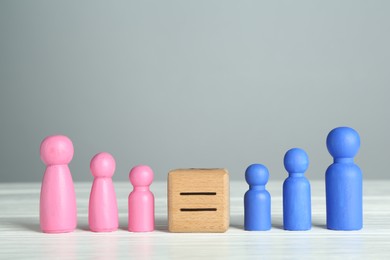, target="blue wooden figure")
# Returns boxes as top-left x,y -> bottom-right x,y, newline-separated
283,148 -> 311,231
244,164 -> 271,231
326,127 -> 362,230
